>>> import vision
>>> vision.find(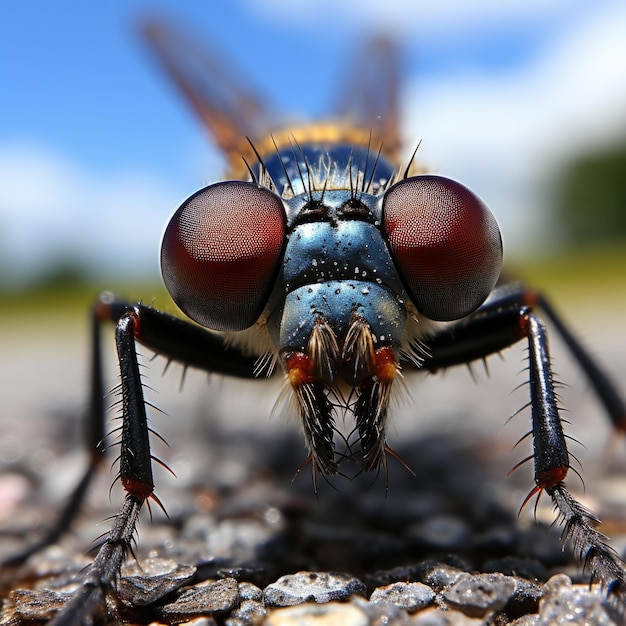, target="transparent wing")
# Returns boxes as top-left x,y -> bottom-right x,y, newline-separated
140,17 -> 279,169
139,18 -> 402,168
